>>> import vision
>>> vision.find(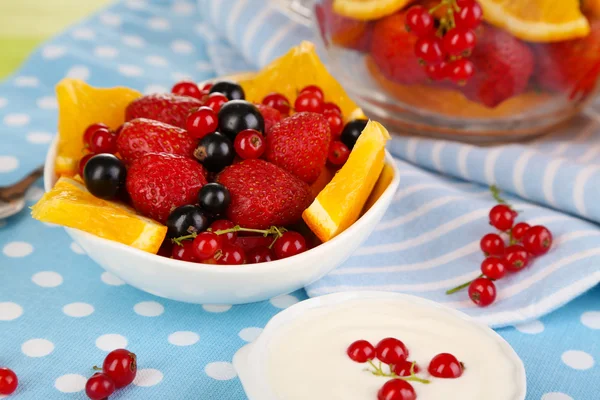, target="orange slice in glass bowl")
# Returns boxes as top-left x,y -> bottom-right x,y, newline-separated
332,0 -> 413,21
